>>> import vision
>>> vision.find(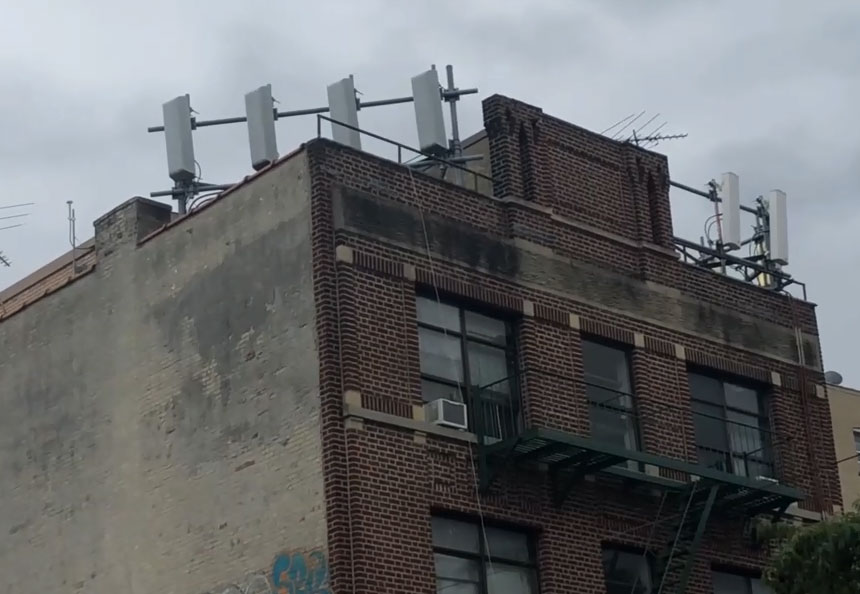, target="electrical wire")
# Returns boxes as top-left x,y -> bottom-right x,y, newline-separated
188,191 -> 222,213
407,165 -> 496,579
